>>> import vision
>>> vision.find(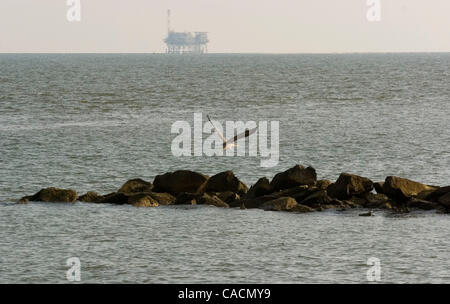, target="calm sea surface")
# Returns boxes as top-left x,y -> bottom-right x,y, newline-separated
0,54 -> 449,283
